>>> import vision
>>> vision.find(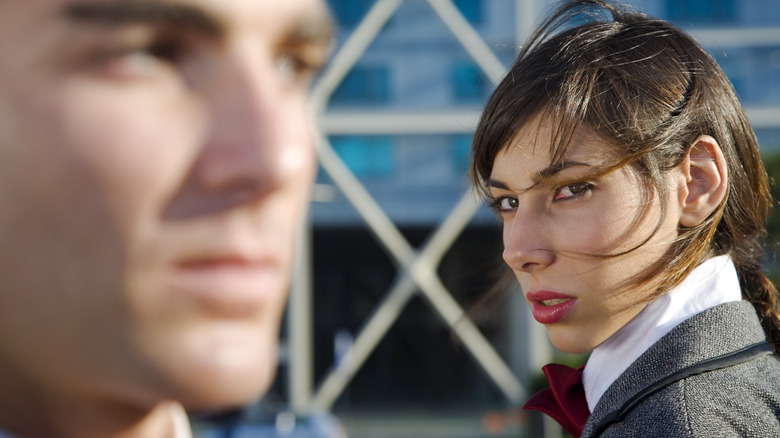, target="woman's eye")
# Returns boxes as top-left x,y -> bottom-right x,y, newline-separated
489,196 -> 519,213
553,183 -> 592,201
